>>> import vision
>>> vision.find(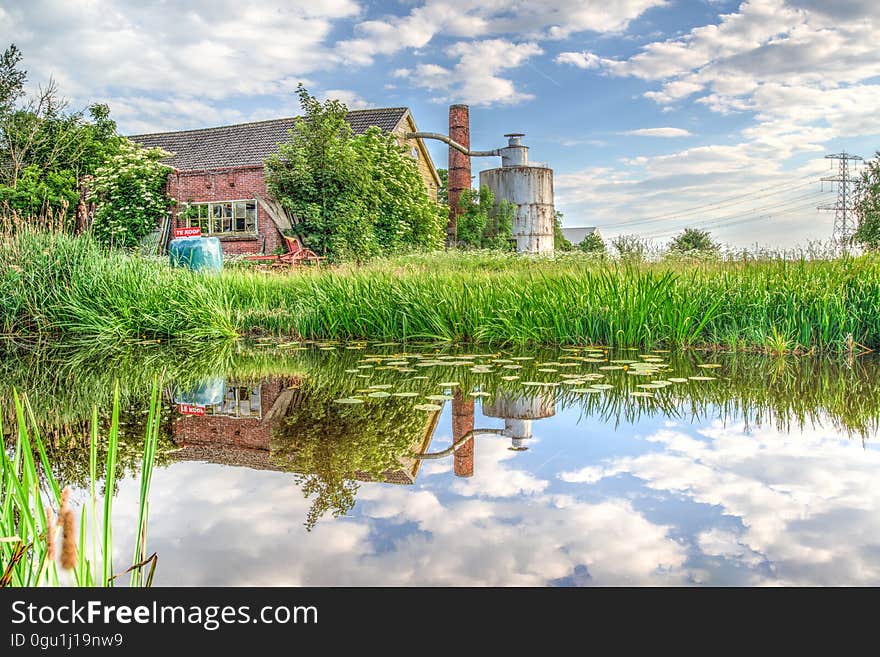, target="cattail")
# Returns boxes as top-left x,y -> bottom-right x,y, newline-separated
45,508 -> 57,562
60,508 -> 77,570
60,486 -> 71,512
